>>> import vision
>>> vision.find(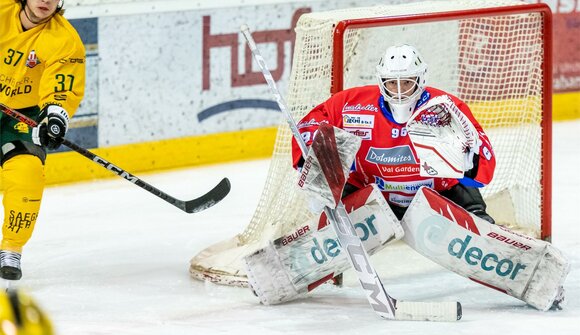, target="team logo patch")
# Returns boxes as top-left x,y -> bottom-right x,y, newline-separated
26,50 -> 41,68
14,122 -> 29,133
343,114 -> 374,128
346,128 -> 372,140
422,161 -> 438,175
